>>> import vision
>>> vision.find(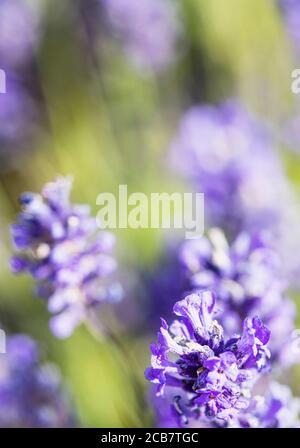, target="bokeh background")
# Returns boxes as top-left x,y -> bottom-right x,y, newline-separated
1,0 -> 300,427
